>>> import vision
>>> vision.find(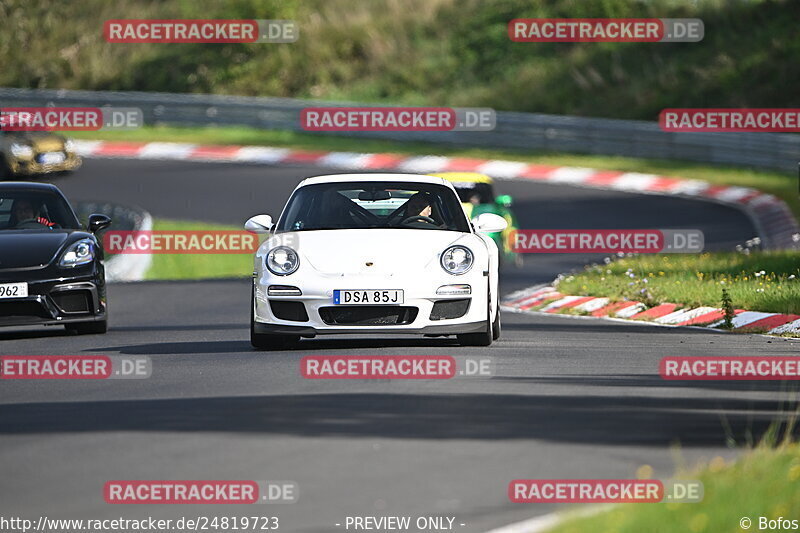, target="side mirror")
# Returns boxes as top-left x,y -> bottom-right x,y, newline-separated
471,212 -> 508,234
245,214 -> 273,233
496,194 -> 513,208
87,214 -> 112,233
